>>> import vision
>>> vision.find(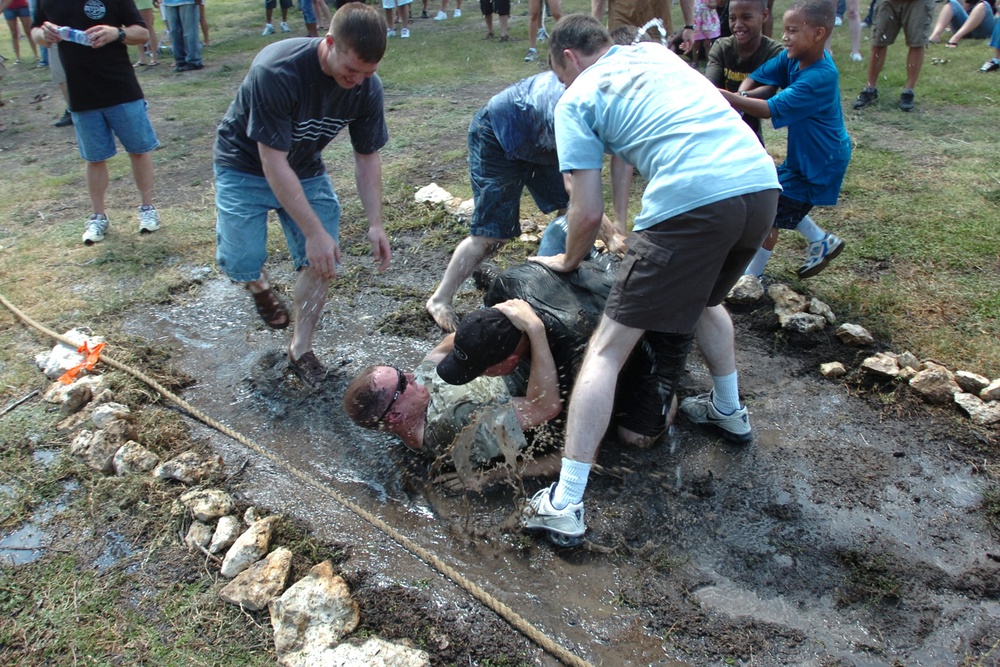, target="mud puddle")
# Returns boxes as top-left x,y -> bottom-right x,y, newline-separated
122,267 -> 1000,666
